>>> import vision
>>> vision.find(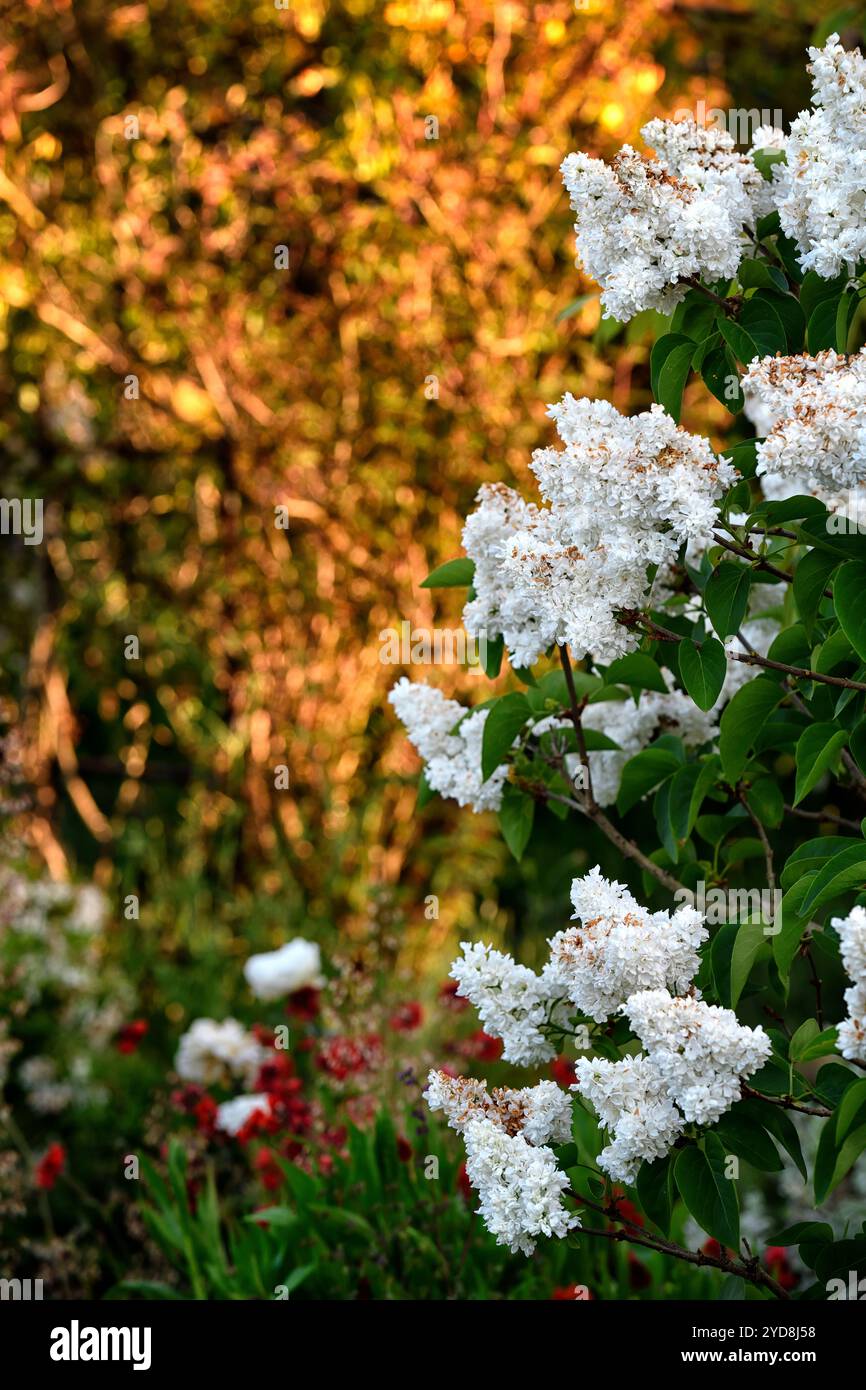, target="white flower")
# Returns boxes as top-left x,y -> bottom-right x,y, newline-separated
463,1117 -> 579,1255
424,1069 -> 572,1146
244,938 -> 323,1001
573,1053 -> 684,1183
548,866 -> 707,1022
175,1018 -> 266,1087
449,941 -> 570,1066
462,483 -> 560,669
560,142 -> 745,322
532,398 -> 737,562
215,1093 -> 272,1136
743,349 -> 866,502
624,991 -> 772,1125
388,678 -> 507,812
832,906 -> 866,1061
643,116 -> 768,225
771,35 -> 866,278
